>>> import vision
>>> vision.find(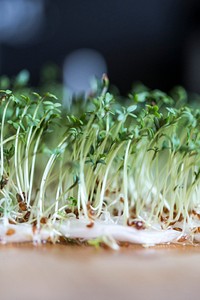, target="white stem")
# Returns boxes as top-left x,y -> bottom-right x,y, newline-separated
79,165 -> 89,219
24,101 -> 42,195
0,98 -> 11,177
53,159 -> 64,223
0,135 -> 16,147
106,112 -> 109,133
123,139 -> 131,221
14,106 -> 29,199
95,143 -> 124,216
27,129 -> 44,206
38,138 -> 68,215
